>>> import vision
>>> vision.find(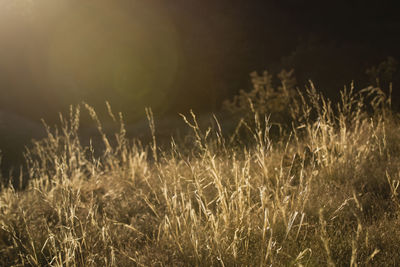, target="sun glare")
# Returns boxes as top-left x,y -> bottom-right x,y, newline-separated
1,0 -> 180,116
